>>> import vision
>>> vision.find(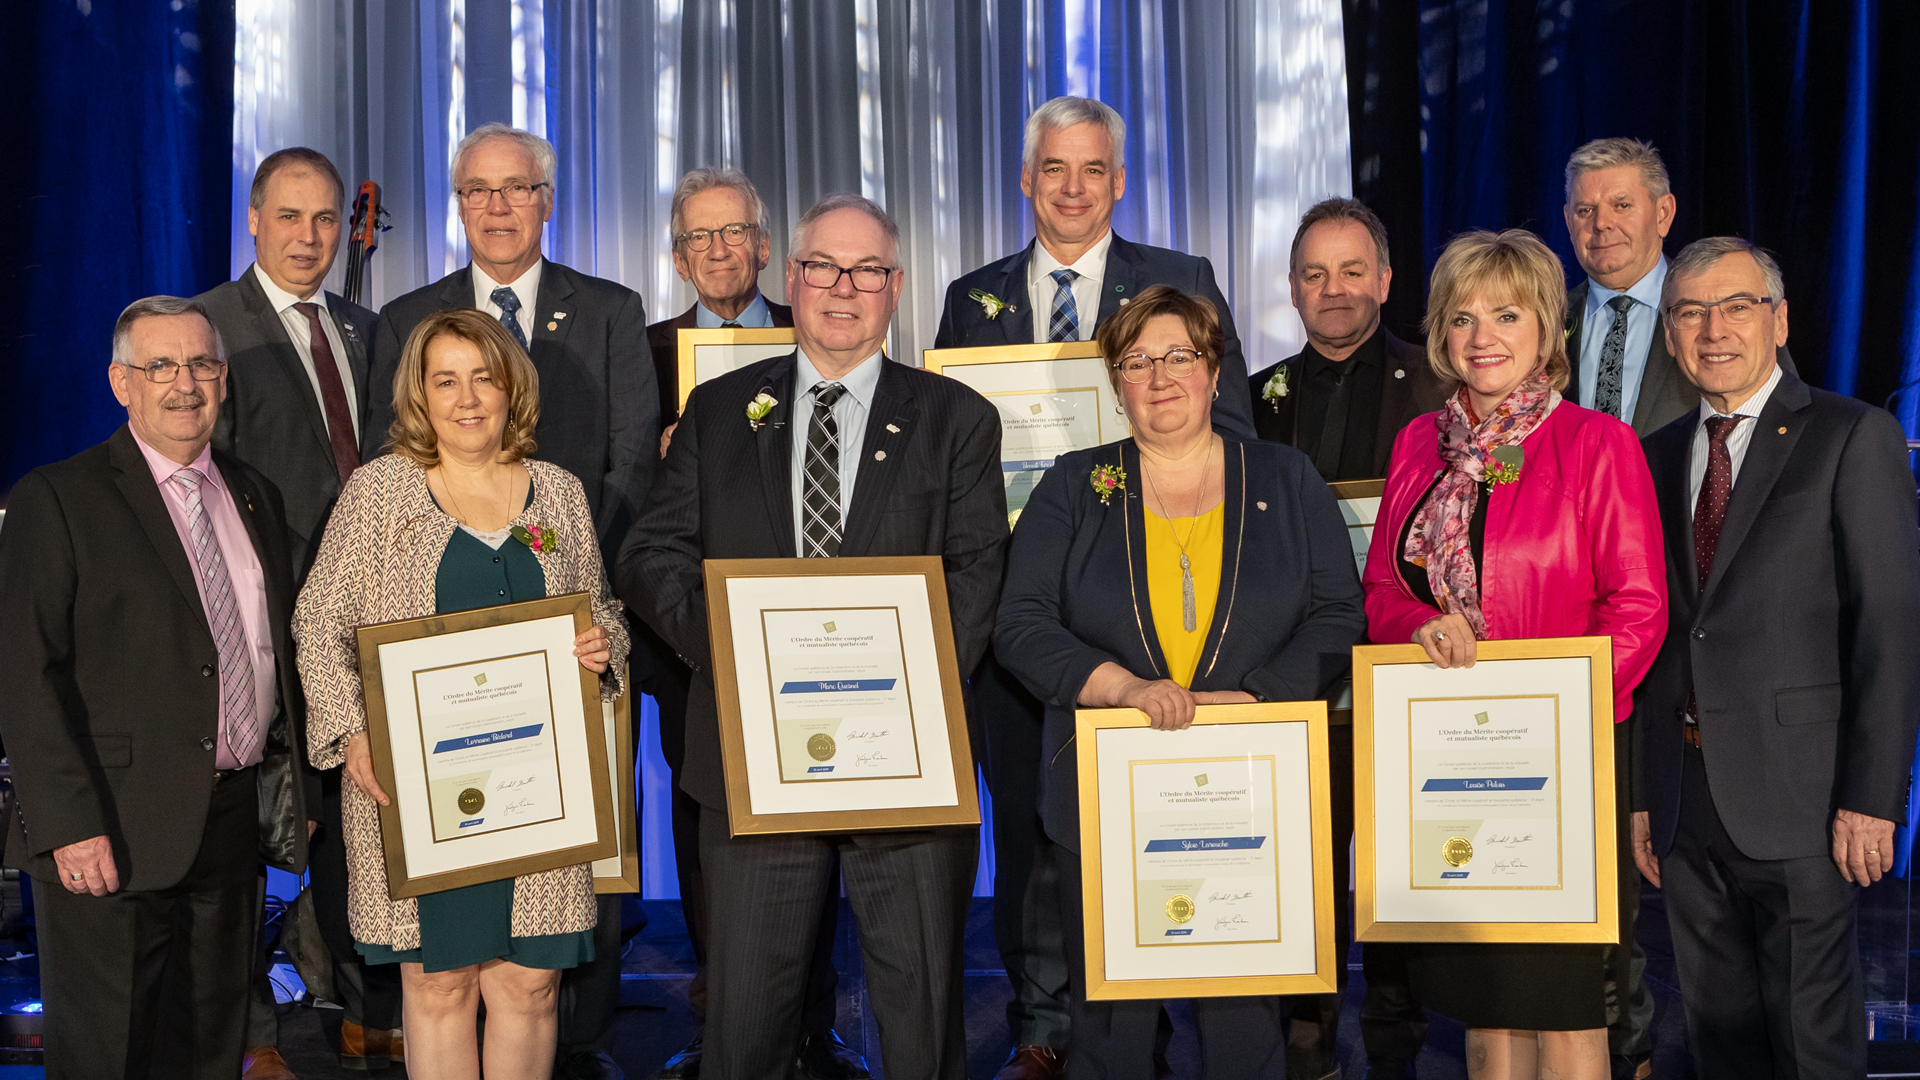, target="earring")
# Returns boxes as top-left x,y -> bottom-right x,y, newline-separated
1212,389 -> 1220,401
1115,401 -> 1125,415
